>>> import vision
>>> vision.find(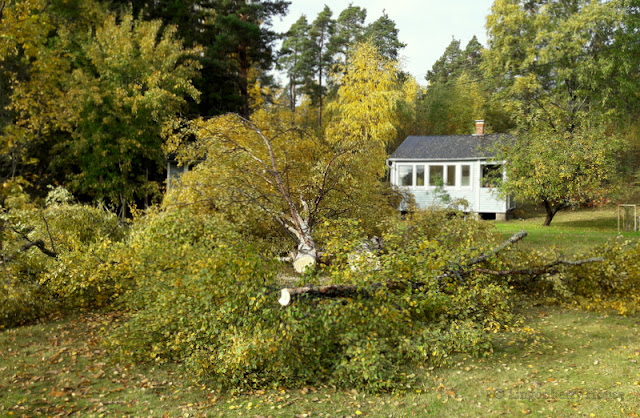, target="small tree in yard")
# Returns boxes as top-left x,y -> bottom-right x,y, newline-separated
485,0 -> 628,225
497,123 -> 622,226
